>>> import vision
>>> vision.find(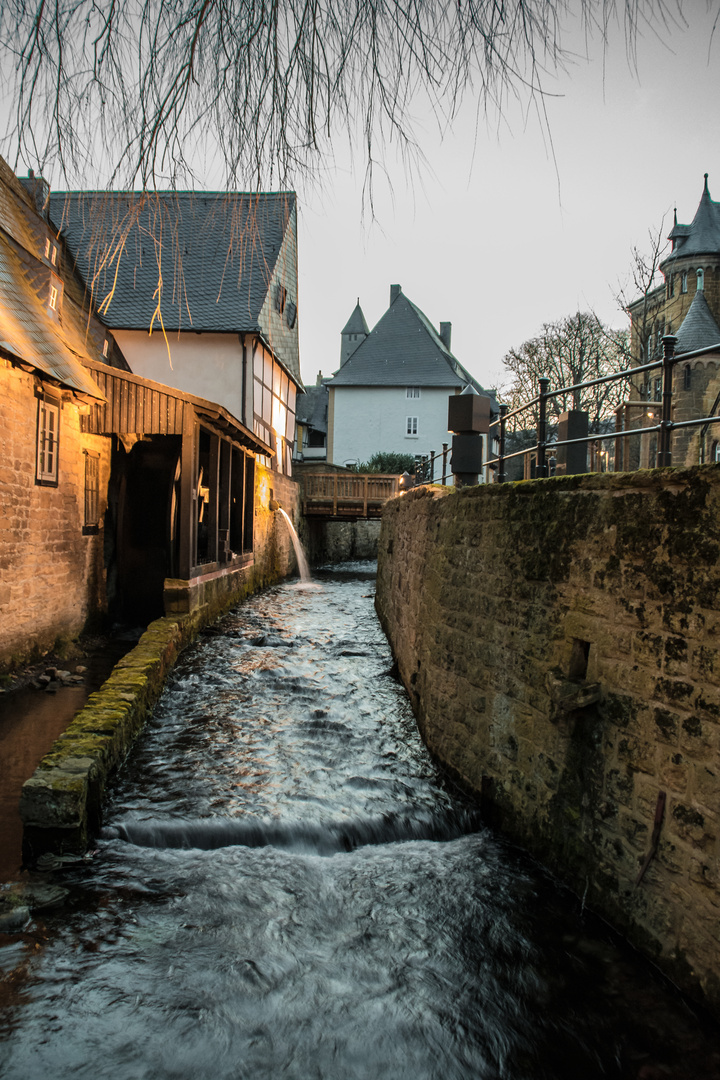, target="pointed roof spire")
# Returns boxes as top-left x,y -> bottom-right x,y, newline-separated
663,173 -> 720,269
341,300 -> 369,336
674,288 -> 720,354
